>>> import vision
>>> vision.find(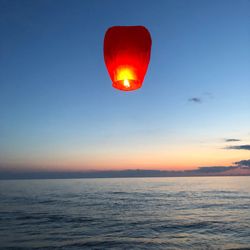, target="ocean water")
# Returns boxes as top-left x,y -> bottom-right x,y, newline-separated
0,177 -> 250,250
